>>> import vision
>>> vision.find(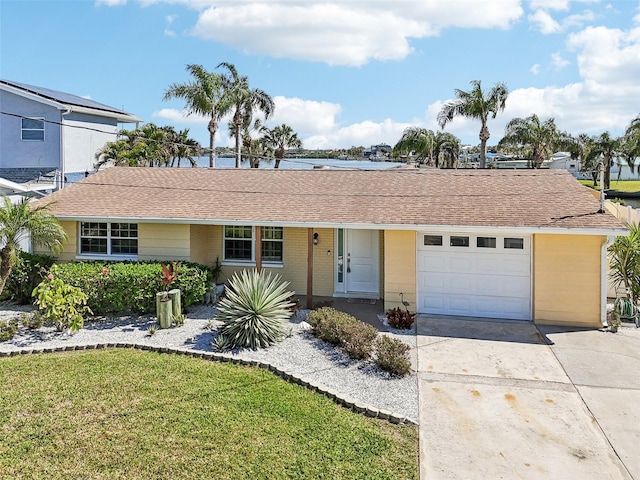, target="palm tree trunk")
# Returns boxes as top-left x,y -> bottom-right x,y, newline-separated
479,123 -> 490,169
0,247 -> 14,296
208,118 -> 217,168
